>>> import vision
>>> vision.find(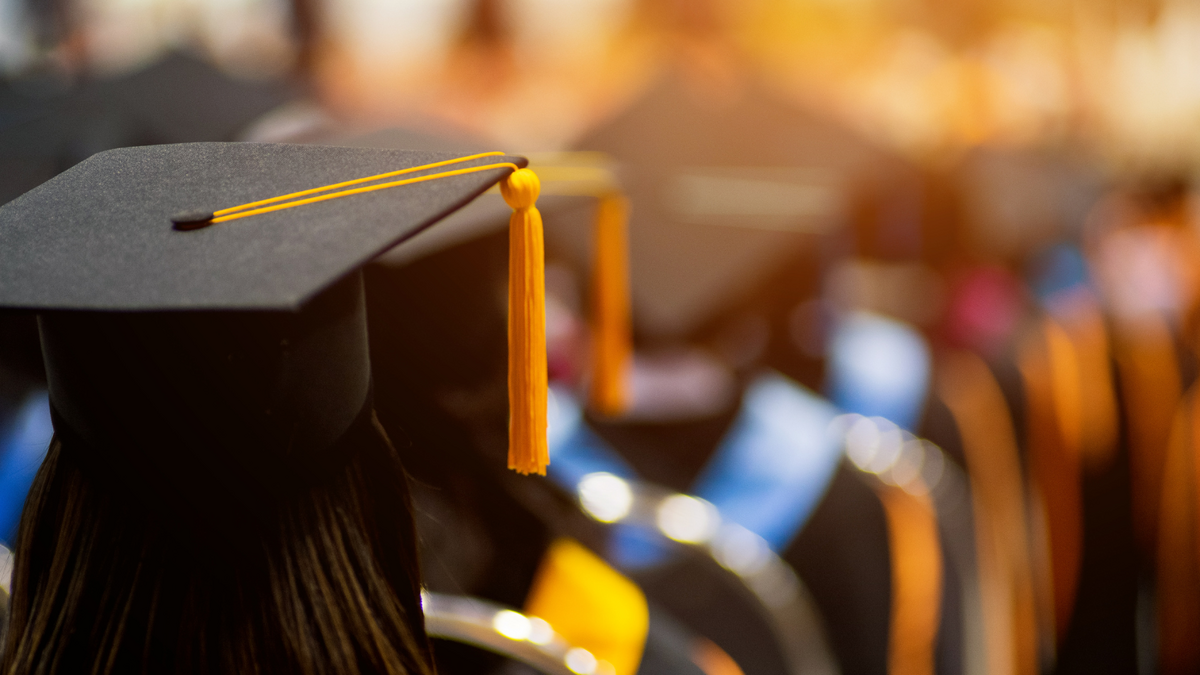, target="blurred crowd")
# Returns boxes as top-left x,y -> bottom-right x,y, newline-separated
4,0 -> 1200,674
